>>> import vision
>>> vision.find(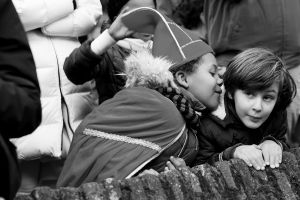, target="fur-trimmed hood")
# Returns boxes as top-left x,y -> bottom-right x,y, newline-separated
123,49 -> 177,89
